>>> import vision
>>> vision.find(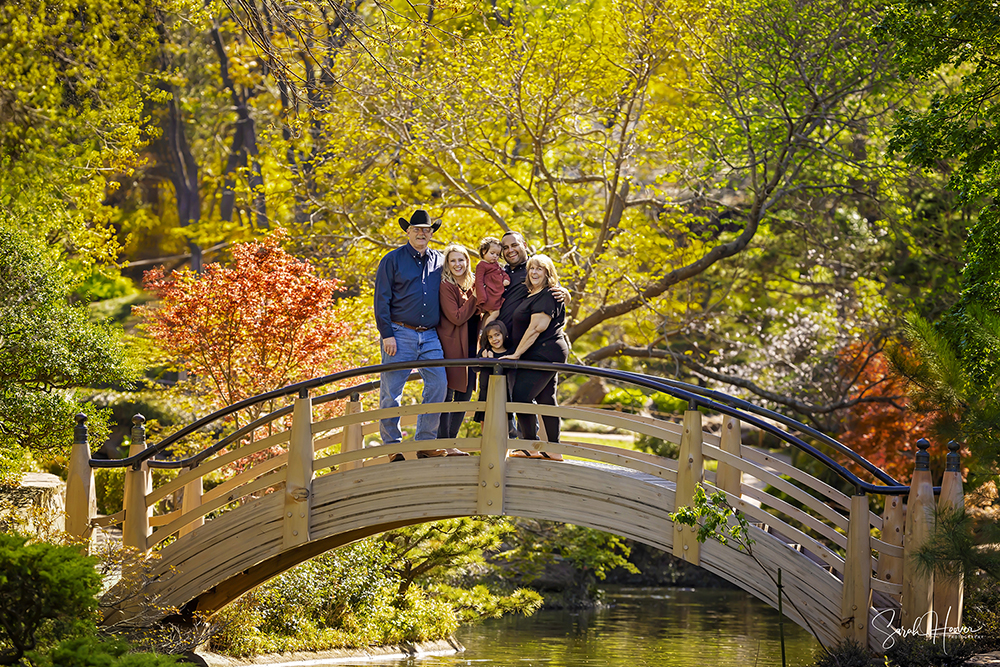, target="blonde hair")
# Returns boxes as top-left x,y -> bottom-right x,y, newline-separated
441,244 -> 475,291
524,254 -> 560,290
